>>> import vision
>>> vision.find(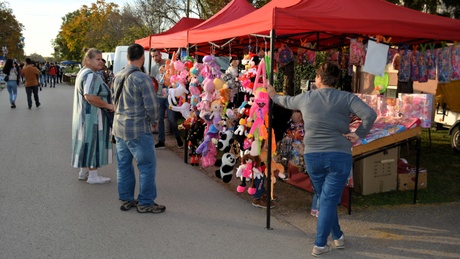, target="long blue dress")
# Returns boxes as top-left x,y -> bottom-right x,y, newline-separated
71,67 -> 112,168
